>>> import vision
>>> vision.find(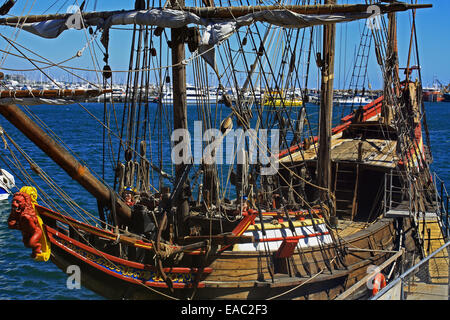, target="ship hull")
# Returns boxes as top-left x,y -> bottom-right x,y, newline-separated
423,91 -> 444,102
31,88 -> 427,300
443,93 -> 450,102
39,203 -> 417,300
